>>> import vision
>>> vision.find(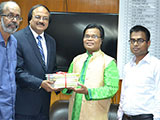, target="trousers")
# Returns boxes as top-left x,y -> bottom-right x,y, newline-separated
122,114 -> 153,120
